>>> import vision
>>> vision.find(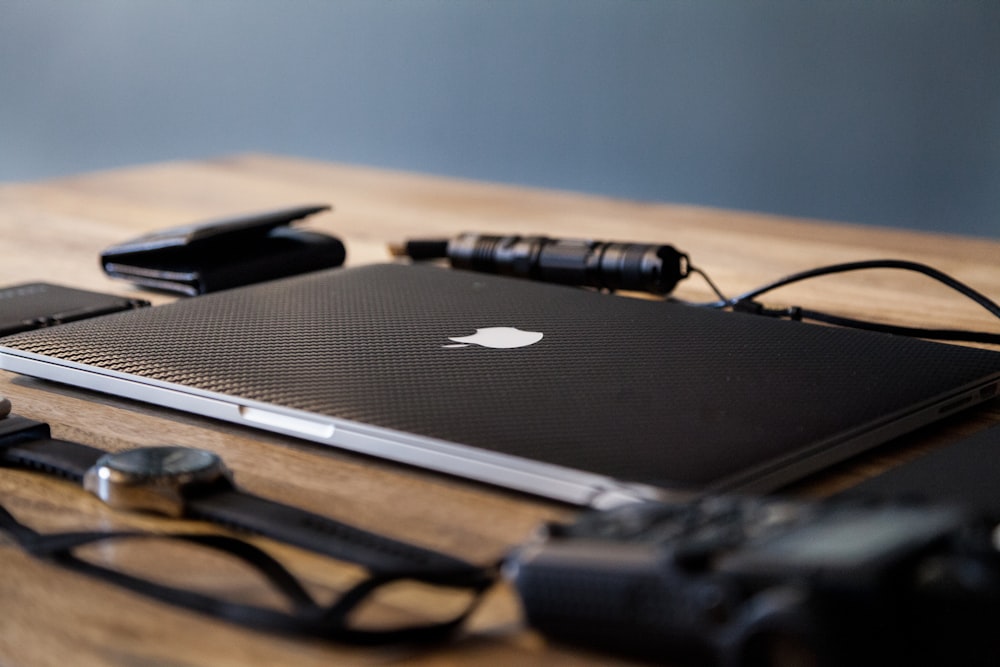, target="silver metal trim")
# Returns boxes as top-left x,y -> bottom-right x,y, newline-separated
0,347 -> 667,508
